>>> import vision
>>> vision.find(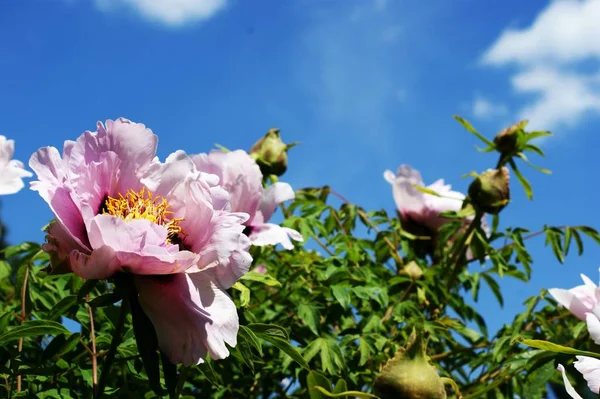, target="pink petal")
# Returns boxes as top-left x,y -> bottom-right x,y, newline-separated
200,234 -> 252,289
192,211 -> 250,270
575,356 -> 600,393
88,214 -> 198,275
73,151 -> 122,228
67,118 -> 157,194
192,150 -> 263,218
249,223 -> 303,250
558,364 -> 584,399
256,182 -> 295,224
383,169 -> 396,184
30,147 -> 90,249
135,272 -> 238,366
548,288 -> 590,320
385,165 -> 427,221
587,313 -> 600,344
43,220 -> 87,275
69,246 -> 120,280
